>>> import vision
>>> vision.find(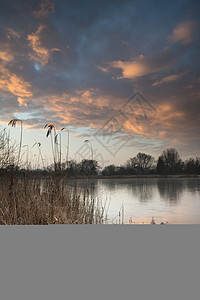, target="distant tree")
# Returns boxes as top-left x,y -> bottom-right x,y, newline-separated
184,157 -> 200,174
66,160 -> 81,176
158,148 -> 182,175
127,153 -> 155,174
102,164 -> 116,176
116,166 -> 127,176
196,158 -> 200,174
80,159 -> 100,176
156,156 -> 165,175
125,160 -> 136,175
